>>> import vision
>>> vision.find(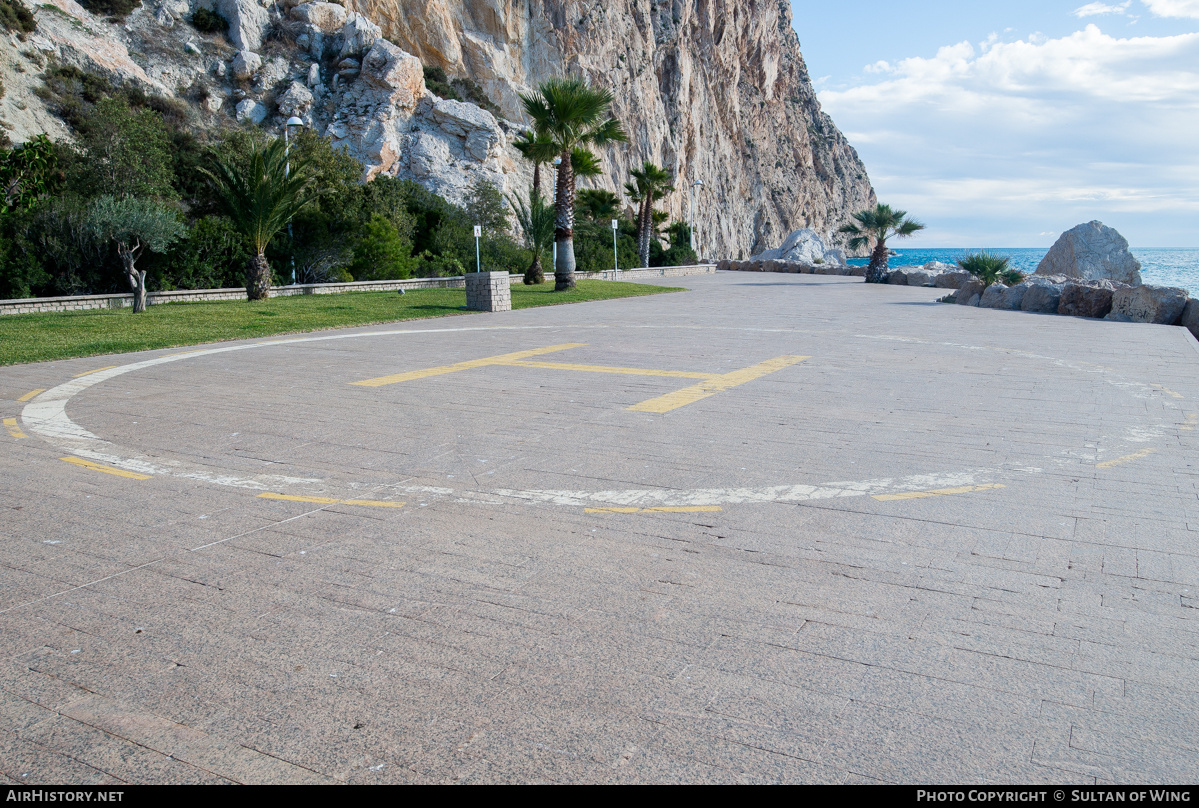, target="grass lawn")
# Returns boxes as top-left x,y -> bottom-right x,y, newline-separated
0,280 -> 684,366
